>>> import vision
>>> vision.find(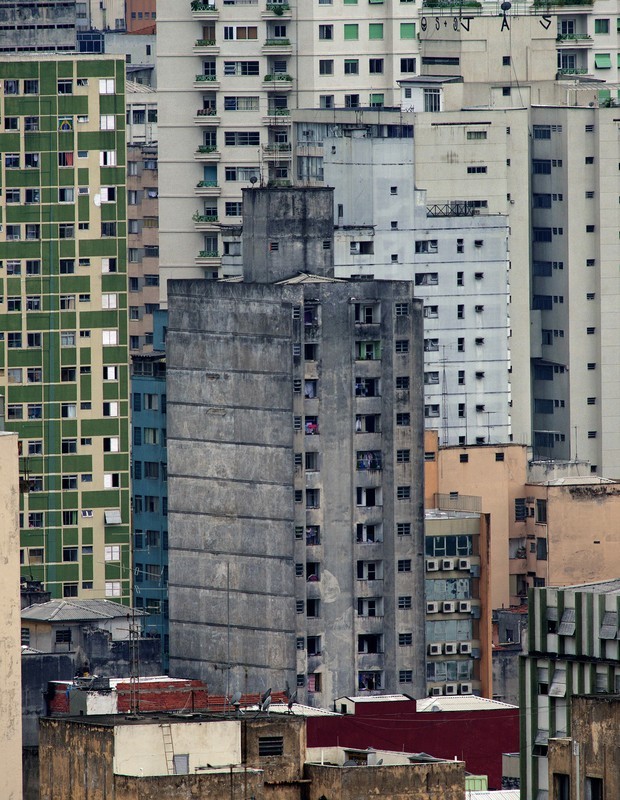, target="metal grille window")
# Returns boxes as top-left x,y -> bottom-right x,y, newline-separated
549,667 -> 567,697
258,737 -> 284,756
